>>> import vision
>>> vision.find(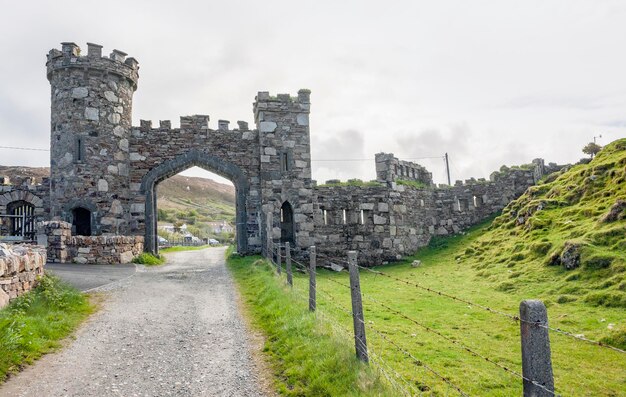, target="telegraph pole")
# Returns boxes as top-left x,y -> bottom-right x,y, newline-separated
593,134 -> 602,144
445,153 -> 451,186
